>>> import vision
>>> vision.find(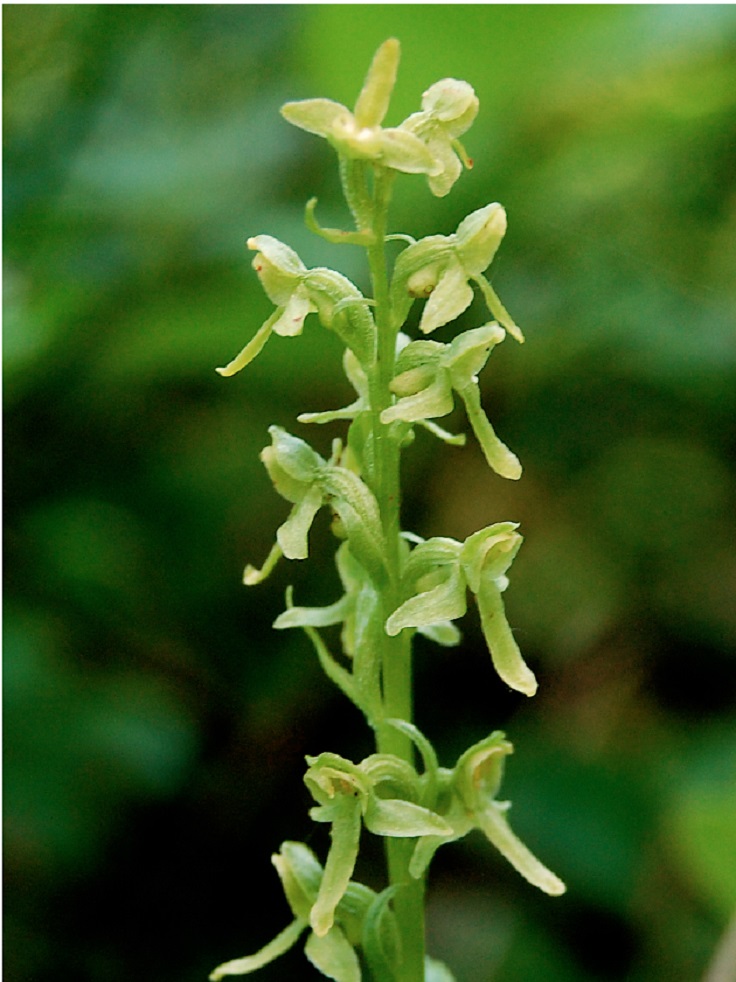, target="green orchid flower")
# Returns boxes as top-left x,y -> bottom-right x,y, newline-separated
381,323 -> 522,480
253,427 -> 387,588
390,202 -> 524,340
408,732 -> 566,897
210,840 -> 398,982
217,235 -> 375,378
304,752 -> 453,937
281,38 -> 440,179
399,78 -> 478,197
385,523 -> 538,697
